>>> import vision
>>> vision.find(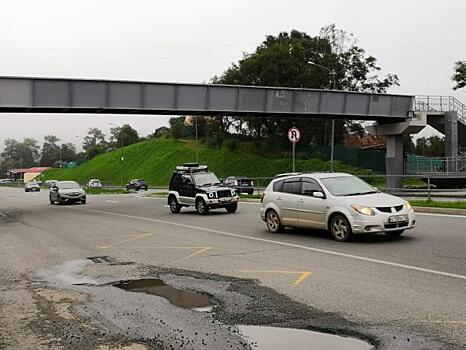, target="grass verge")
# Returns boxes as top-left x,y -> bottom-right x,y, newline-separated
409,200 -> 466,210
